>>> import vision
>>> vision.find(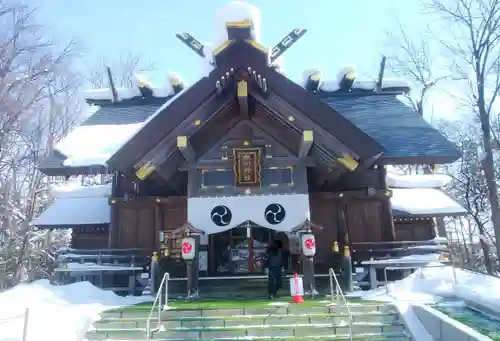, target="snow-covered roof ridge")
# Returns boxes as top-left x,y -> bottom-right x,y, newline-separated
388,172 -> 452,188
302,65 -> 411,94
84,72 -> 185,105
